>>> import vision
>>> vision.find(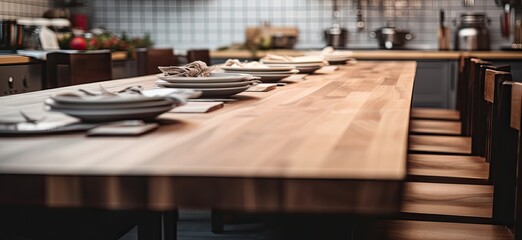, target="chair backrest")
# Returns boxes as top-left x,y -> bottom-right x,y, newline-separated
456,54 -> 470,112
468,58 -> 491,154
186,49 -> 211,65
46,51 -> 112,89
136,48 -> 177,76
510,82 -> 522,238
482,69 -> 516,227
